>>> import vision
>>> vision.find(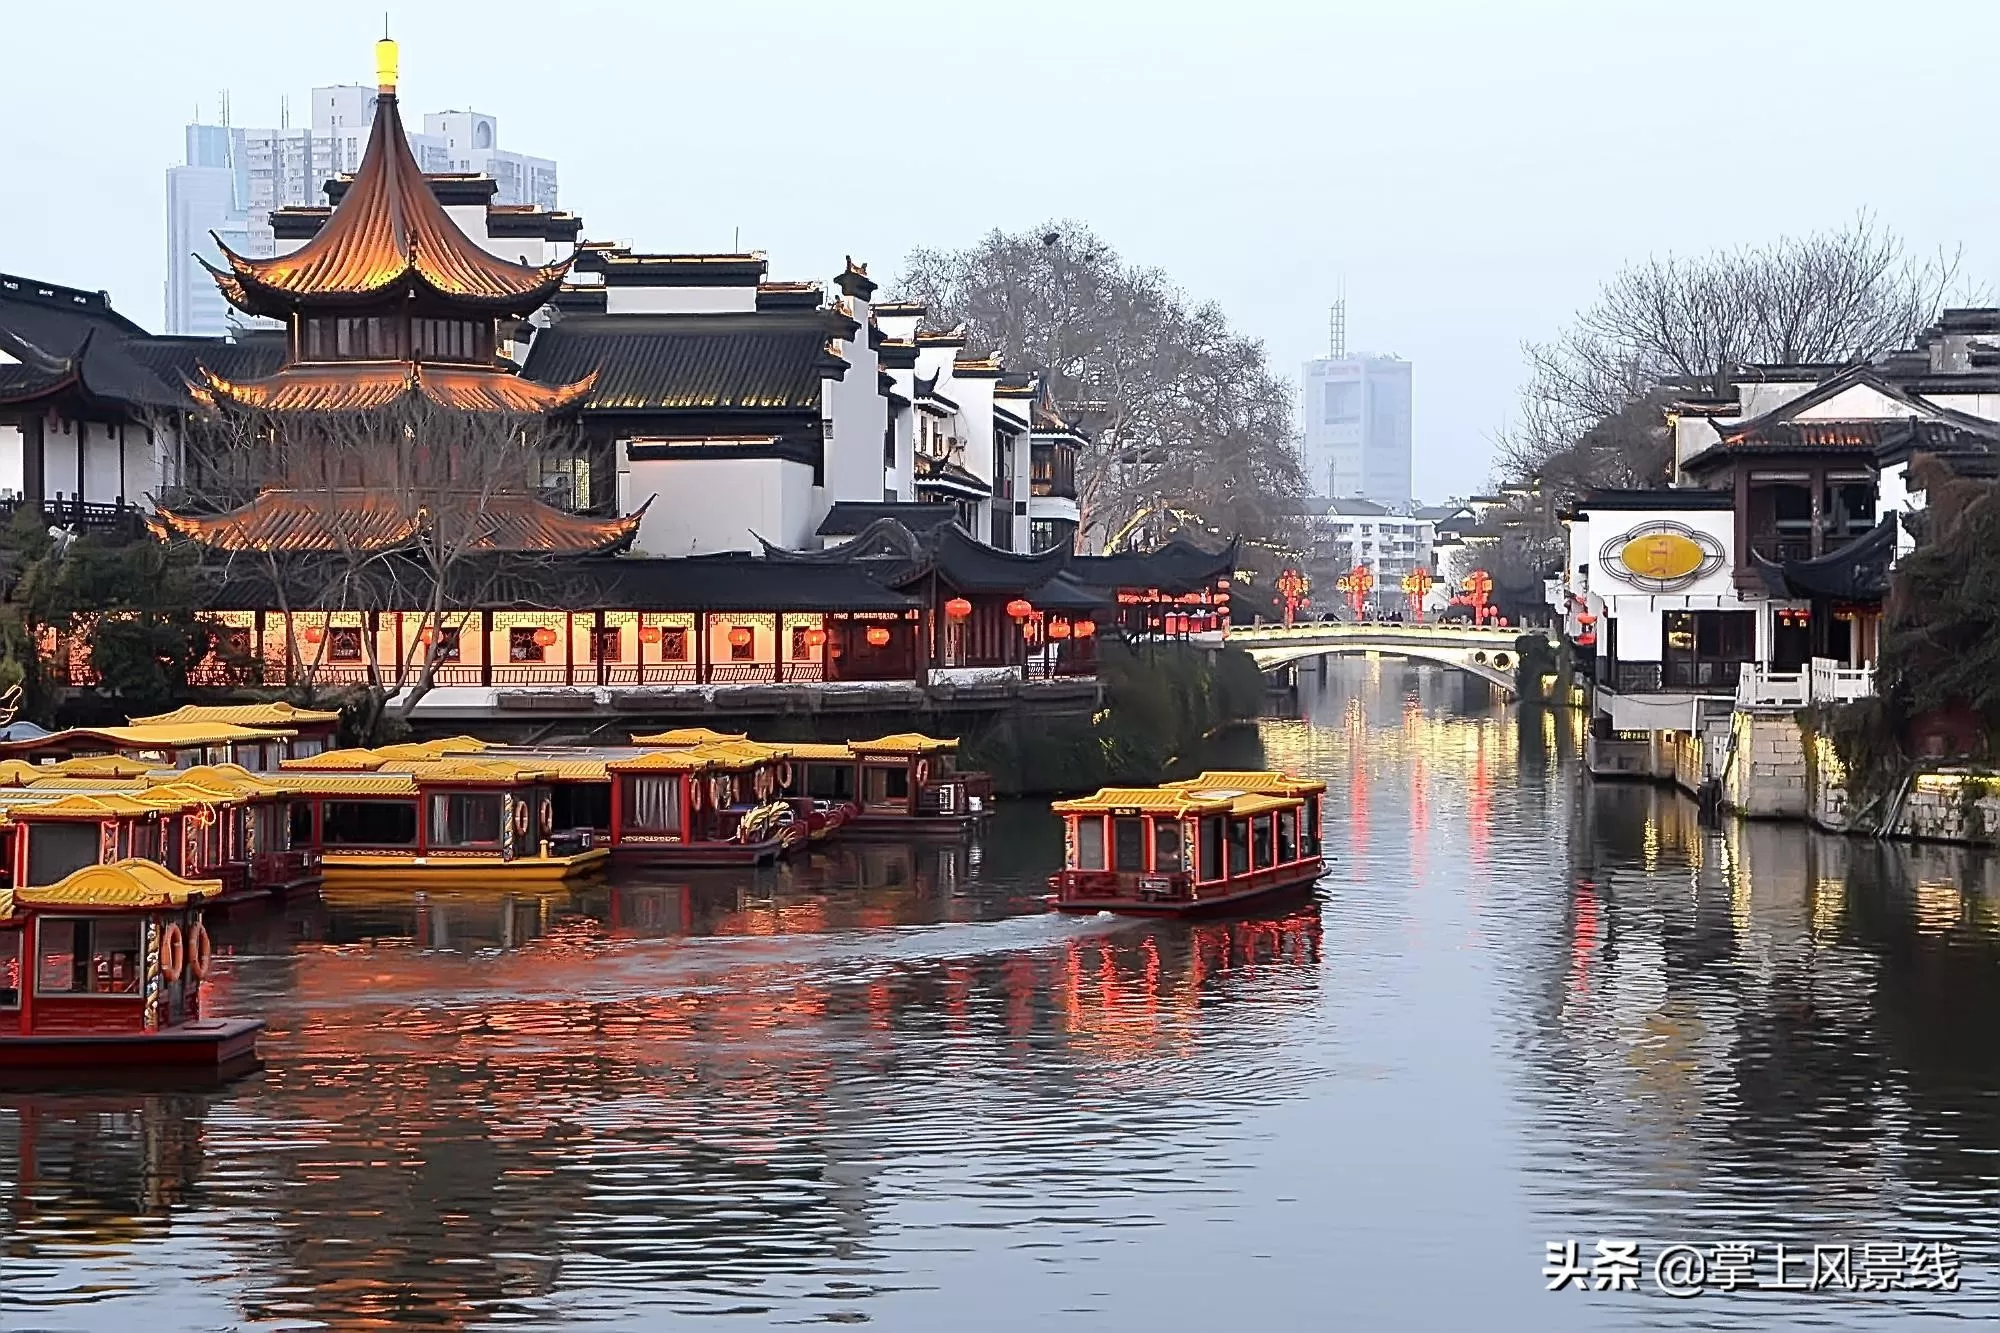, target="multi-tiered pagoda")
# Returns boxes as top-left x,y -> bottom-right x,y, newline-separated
155,37 -> 637,557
